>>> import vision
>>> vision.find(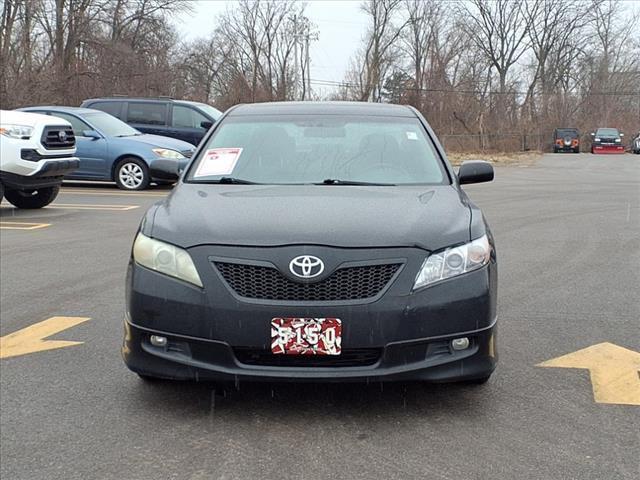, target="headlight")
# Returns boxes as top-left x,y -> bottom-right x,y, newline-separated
0,124 -> 34,139
615,138 -> 621,143
132,233 -> 203,287
413,235 -> 491,290
152,148 -> 185,159
594,138 -> 601,142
